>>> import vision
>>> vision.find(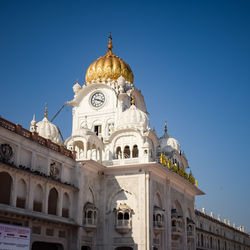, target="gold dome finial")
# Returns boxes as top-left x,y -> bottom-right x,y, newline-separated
44,103 -> 48,118
107,32 -> 113,52
164,121 -> 167,133
85,34 -> 134,83
131,95 -> 135,105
